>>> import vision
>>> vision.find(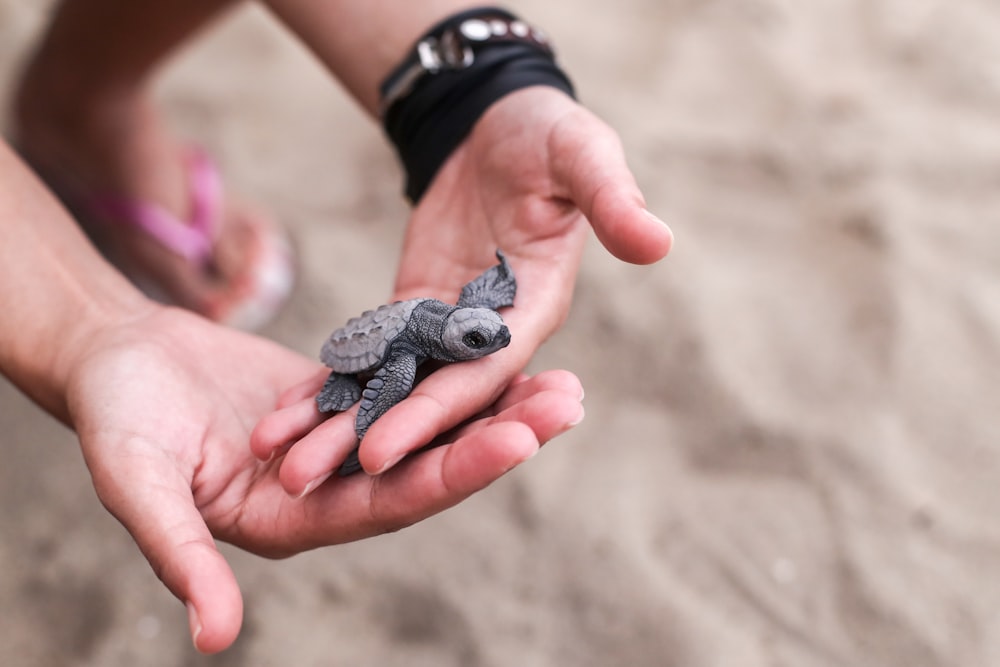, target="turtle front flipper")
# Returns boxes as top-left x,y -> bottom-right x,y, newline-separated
316,372 -> 362,413
355,353 -> 420,438
337,353 -> 420,476
457,250 -> 516,310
